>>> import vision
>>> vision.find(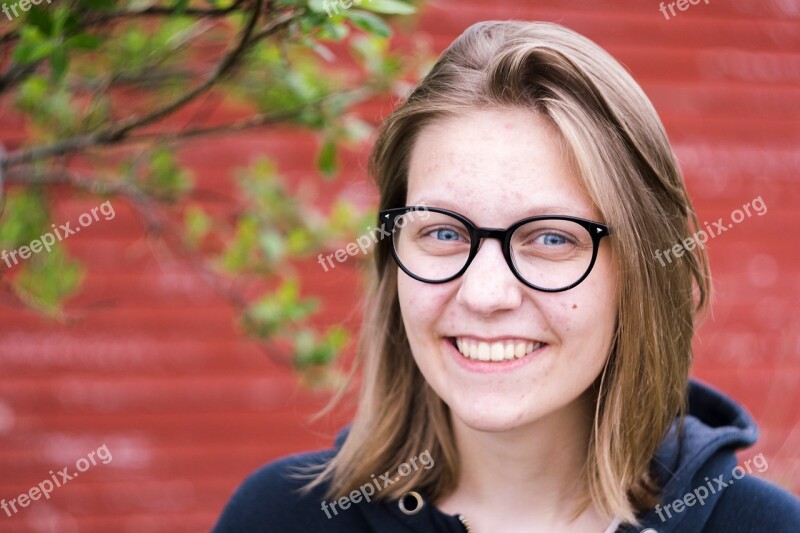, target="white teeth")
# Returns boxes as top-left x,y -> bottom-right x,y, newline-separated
453,338 -> 544,362
514,341 -> 526,358
490,342 -> 504,361
478,343 -> 490,361
504,343 -> 515,359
